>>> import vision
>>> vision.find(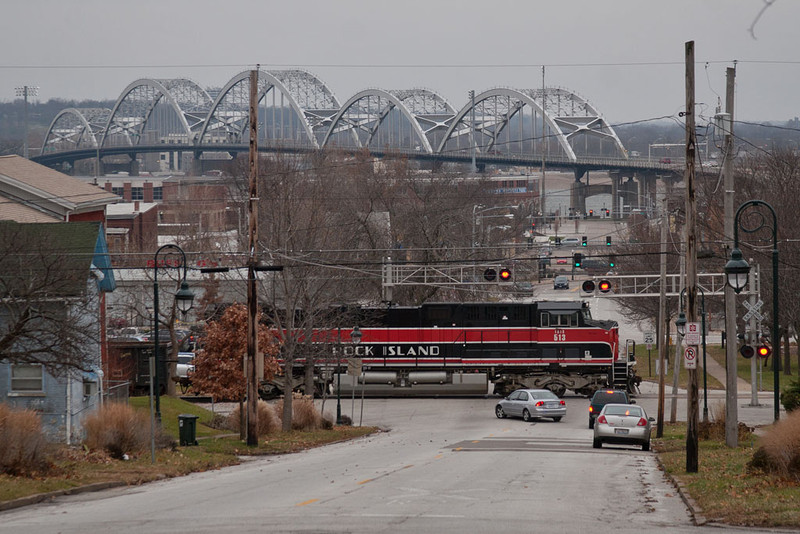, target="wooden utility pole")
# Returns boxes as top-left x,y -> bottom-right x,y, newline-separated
684,41 -> 699,473
656,186 -> 667,438
246,67 -> 259,447
722,65 -> 739,448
